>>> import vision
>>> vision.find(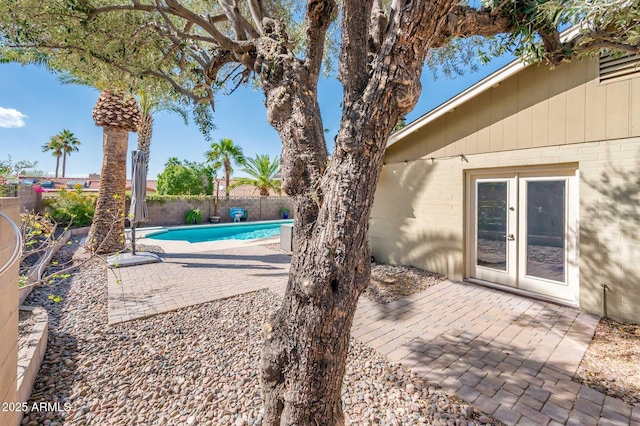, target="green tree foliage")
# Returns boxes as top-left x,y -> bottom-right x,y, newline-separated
43,129 -> 80,178
156,158 -> 214,195
234,154 -> 281,196
0,156 -> 38,177
58,72 -> 212,159
392,117 -> 407,133
41,136 -> 63,178
43,186 -> 96,228
56,129 -> 81,178
205,138 -> 245,197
